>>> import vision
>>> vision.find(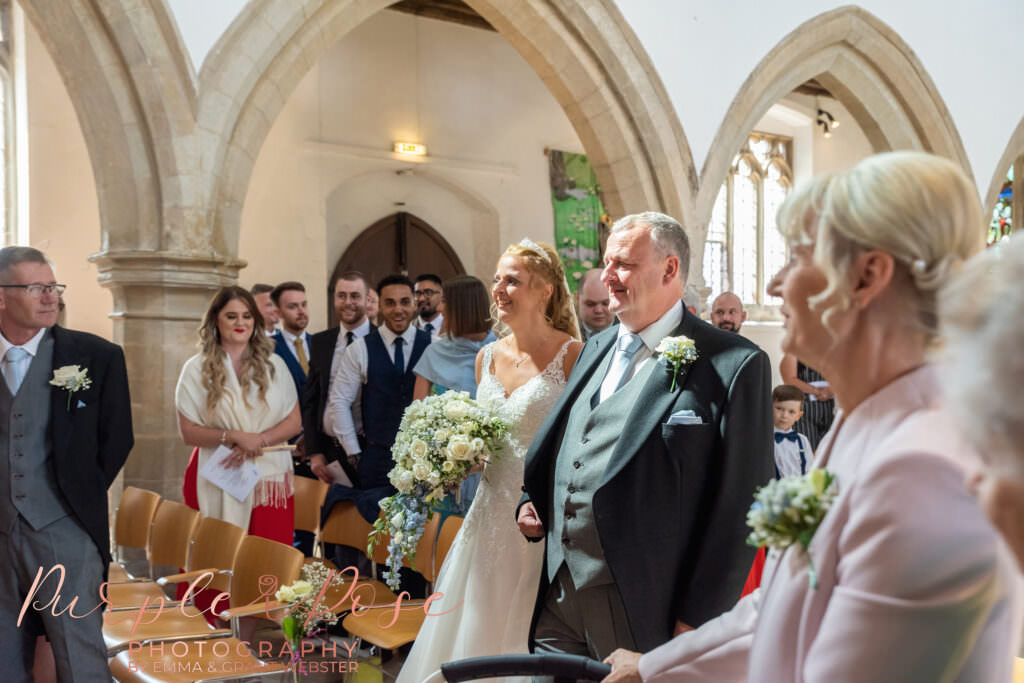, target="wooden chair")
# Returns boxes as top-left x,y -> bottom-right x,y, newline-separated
341,514 -> 462,652
107,535 -> 303,681
293,475 -> 329,560
108,487 -> 161,582
318,501 -> 400,614
103,517 -> 246,654
105,500 -> 200,610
